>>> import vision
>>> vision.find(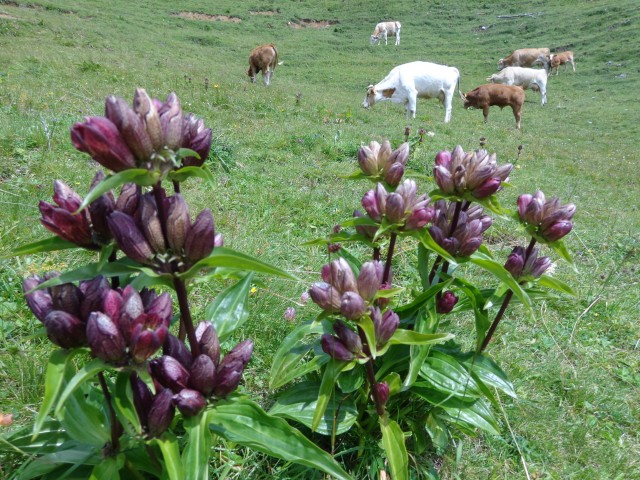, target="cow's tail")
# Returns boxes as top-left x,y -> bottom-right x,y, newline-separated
271,44 -> 279,69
